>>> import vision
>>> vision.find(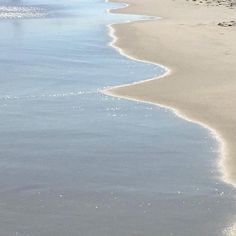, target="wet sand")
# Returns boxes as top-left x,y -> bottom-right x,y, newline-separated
104,0 -> 236,187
